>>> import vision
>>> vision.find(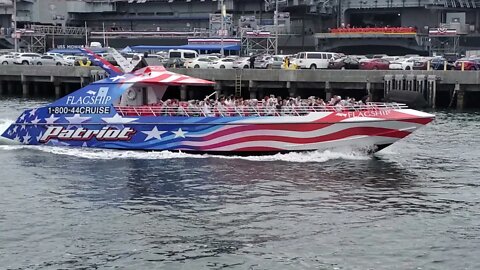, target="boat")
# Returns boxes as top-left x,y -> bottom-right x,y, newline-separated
1,49 -> 434,155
